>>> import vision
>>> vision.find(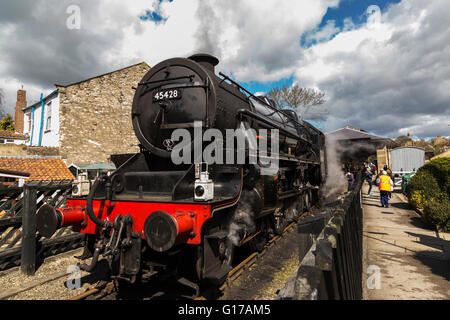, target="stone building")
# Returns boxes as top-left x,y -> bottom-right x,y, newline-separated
21,62 -> 150,165
0,131 -> 28,145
